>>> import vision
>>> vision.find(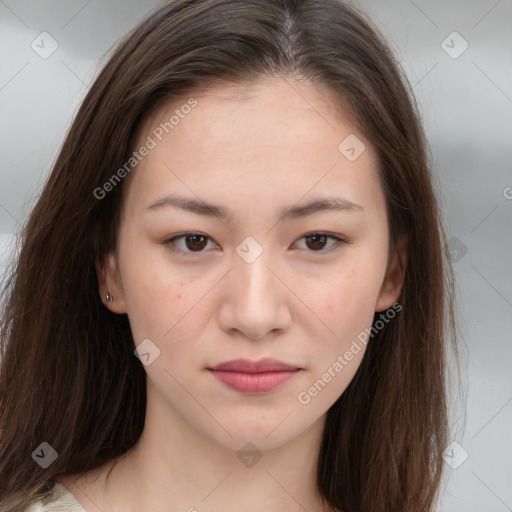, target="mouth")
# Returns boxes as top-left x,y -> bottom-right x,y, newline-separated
207,358 -> 302,394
